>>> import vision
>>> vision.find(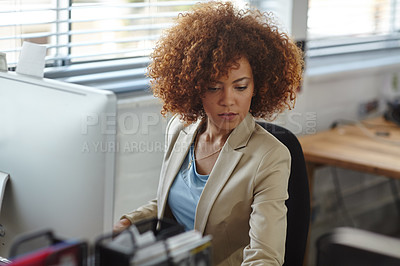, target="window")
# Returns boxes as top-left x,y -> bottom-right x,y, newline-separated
1,0 -> 254,92
0,0 -> 206,68
307,0 -> 400,57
